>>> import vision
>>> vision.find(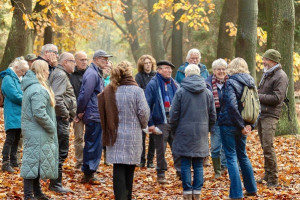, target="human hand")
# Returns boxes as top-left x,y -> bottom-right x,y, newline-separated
242,125 -> 251,136
77,113 -> 84,120
148,125 -> 156,134
73,116 -> 80,123
48,52 -> 58,67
